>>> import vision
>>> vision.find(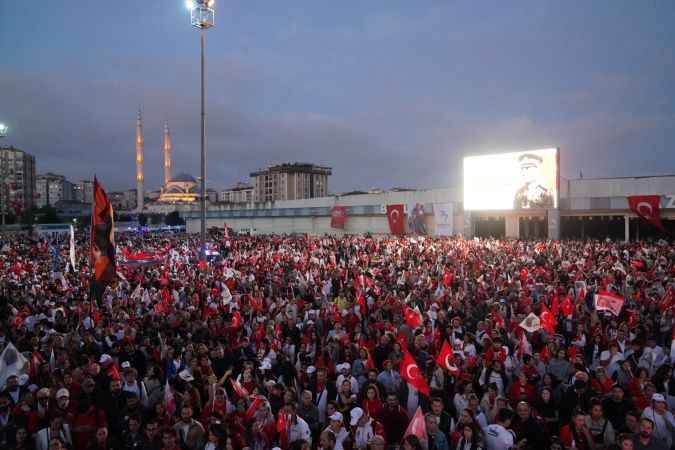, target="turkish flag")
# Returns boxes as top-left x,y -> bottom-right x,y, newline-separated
331,206 -> 347,229
400,351 -> 430,396
436,340 -> 460,375
276,411 -> 289,449
231,378 -> 250,399
539,304 -> 557,333
551,295 -> 559,317
231,311 -> 242,328
404,406 -> 428,441
366,351 -> 376,370
595,291 -> 624,316
628,195 -> 665,232
246,396 -> 265,419
357,292 -> 368,316
404,305 -> 423,329
386,204 -> 405,236
443,271 -> 453,288
560,295 -> 573,317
